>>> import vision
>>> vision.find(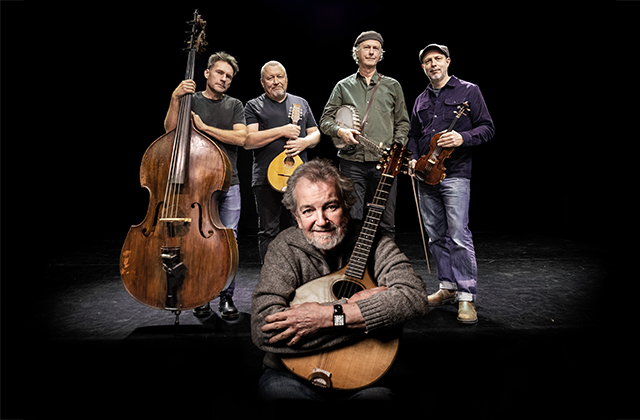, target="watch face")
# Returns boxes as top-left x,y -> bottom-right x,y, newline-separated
334,314 -> 345,327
